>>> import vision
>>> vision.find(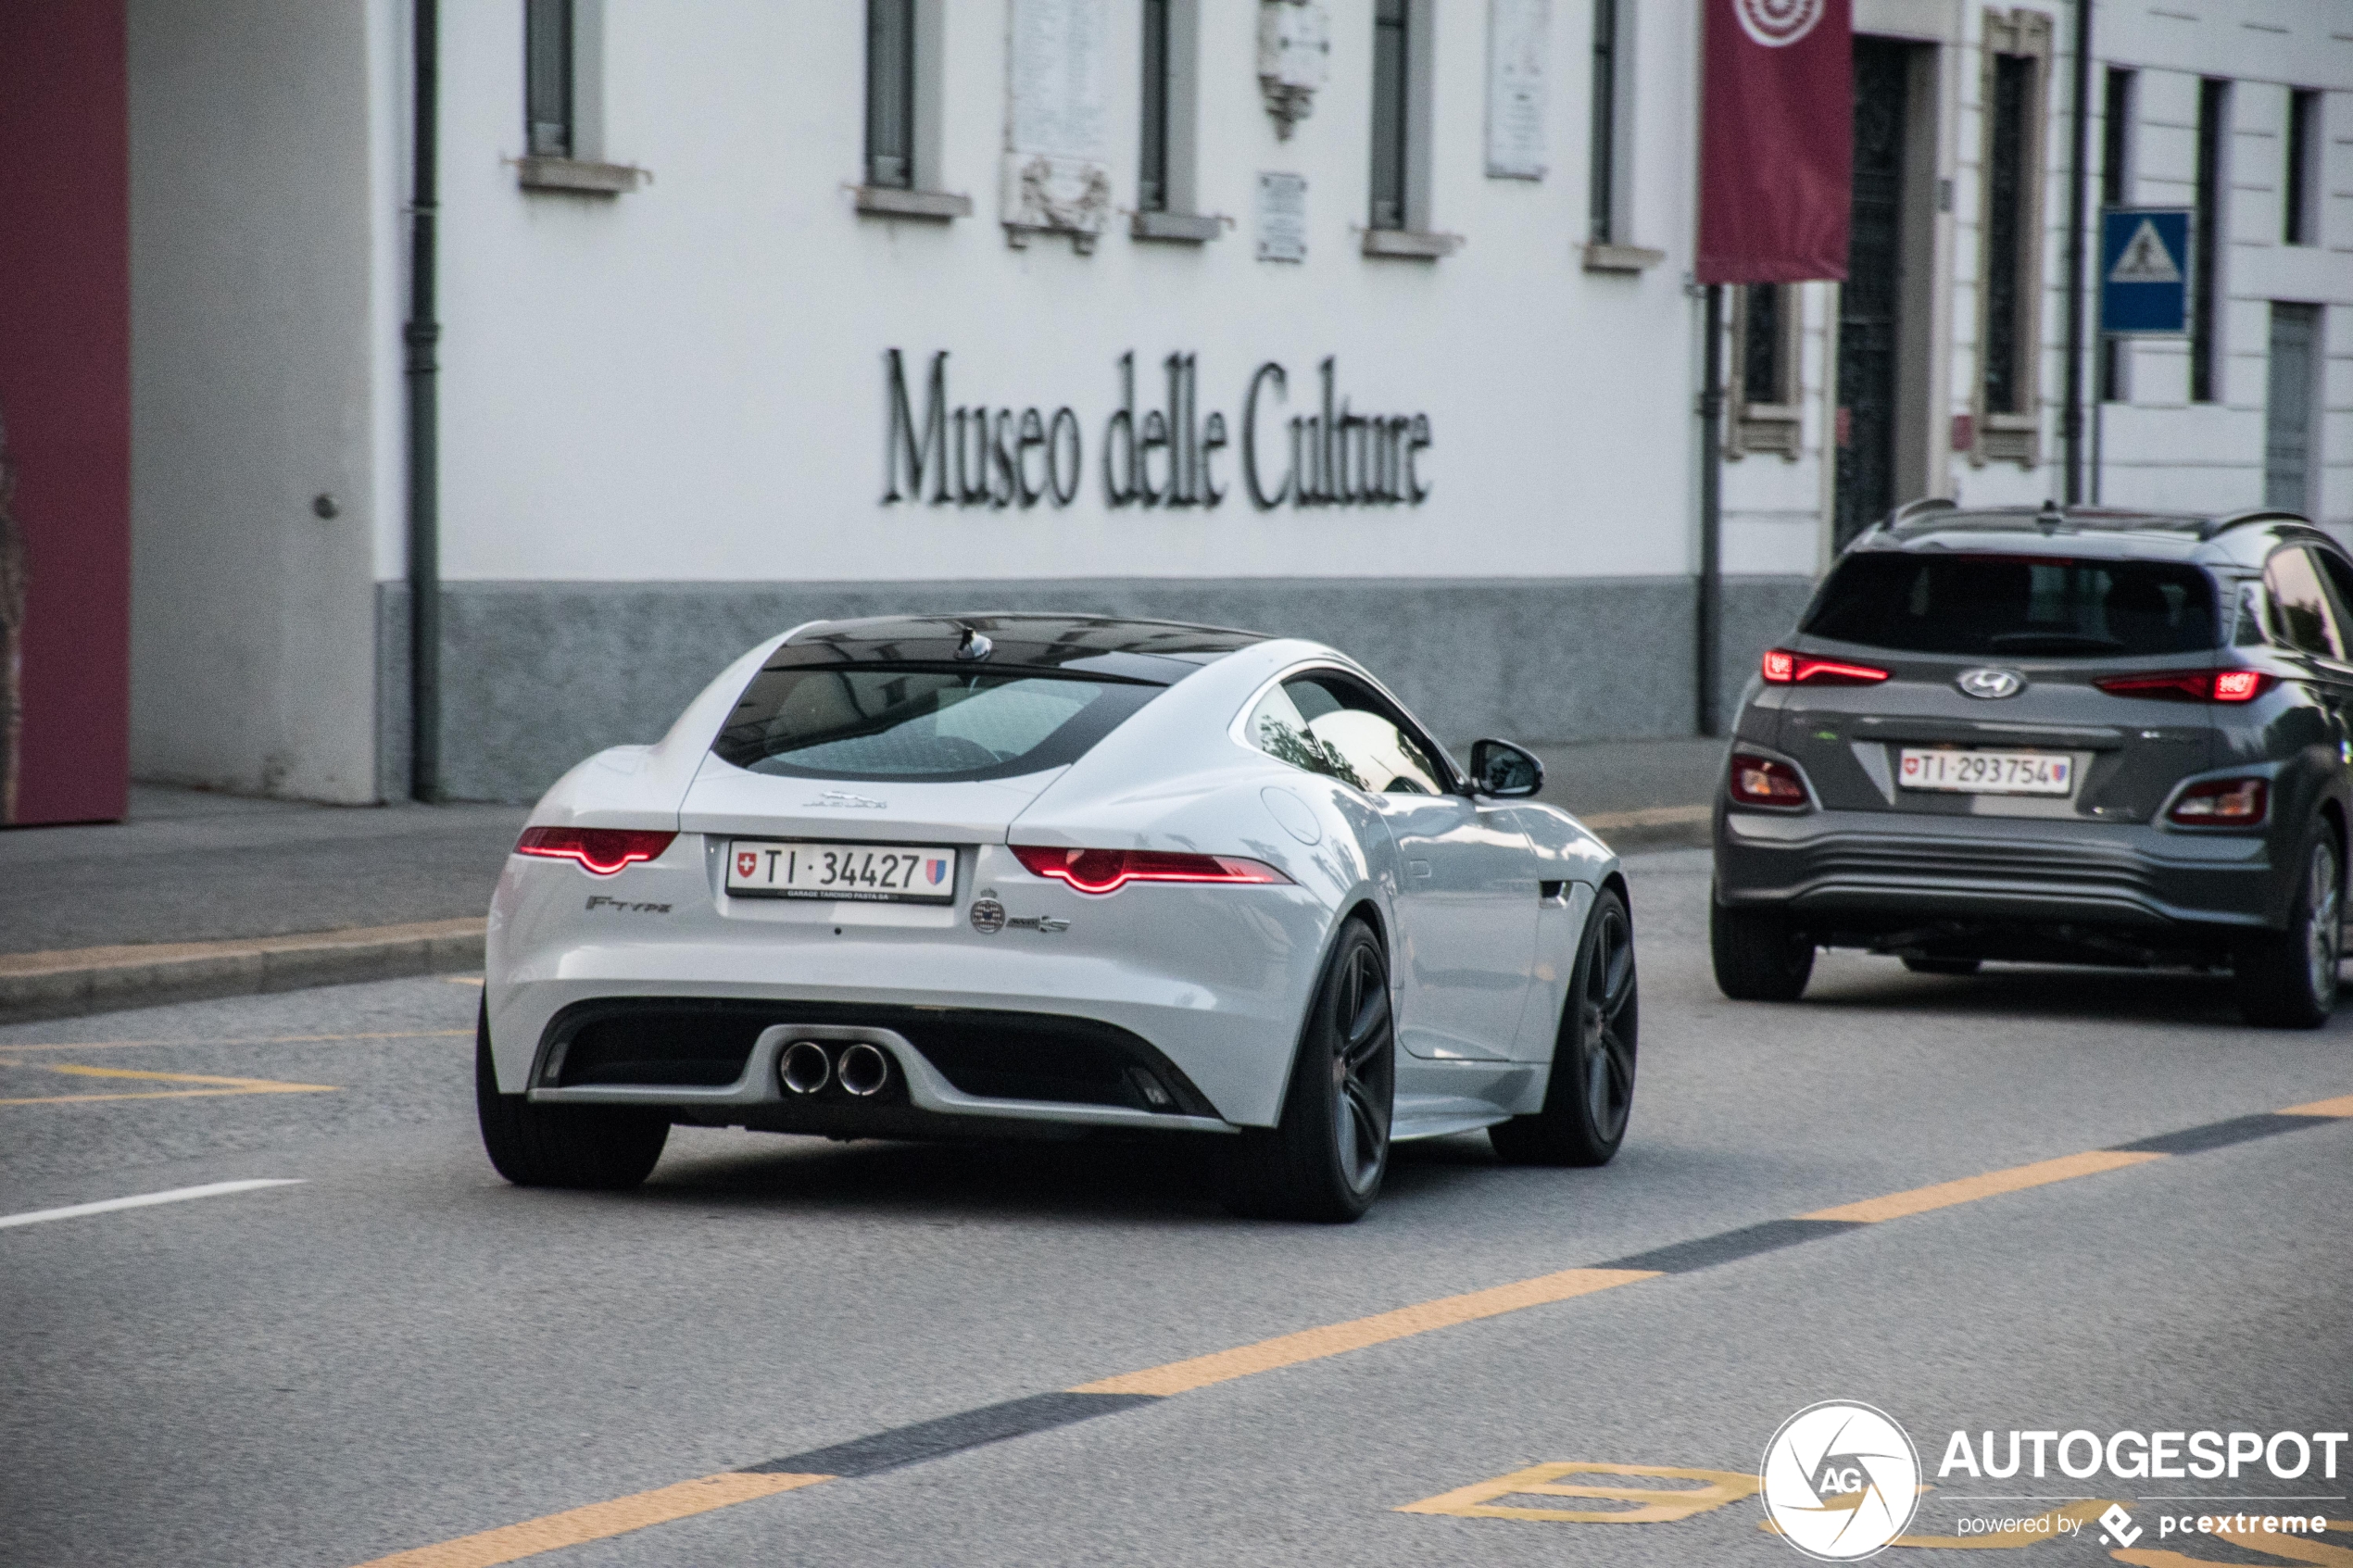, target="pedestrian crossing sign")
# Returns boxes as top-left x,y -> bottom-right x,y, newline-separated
2098,207 -> 2191,335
